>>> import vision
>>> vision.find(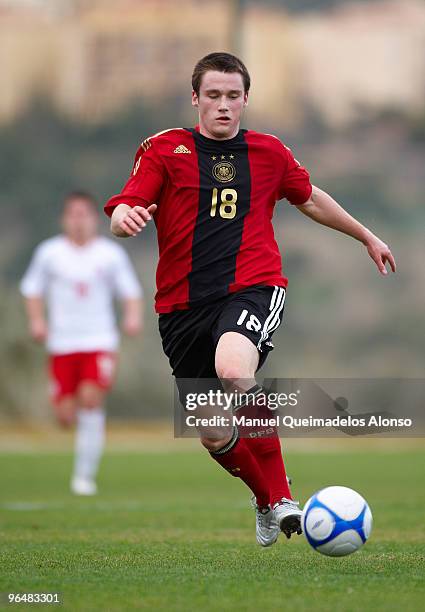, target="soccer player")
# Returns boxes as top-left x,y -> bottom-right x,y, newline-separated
104,53 -> 396,545
21,191 -> 143,495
